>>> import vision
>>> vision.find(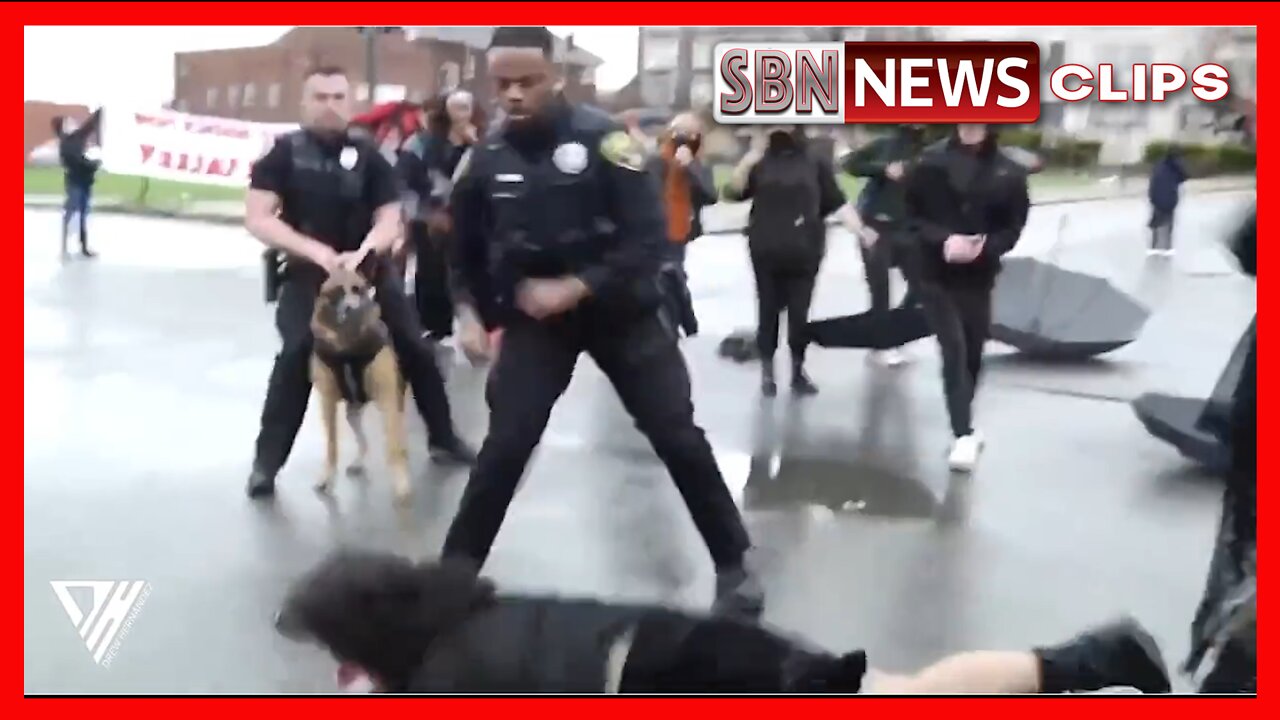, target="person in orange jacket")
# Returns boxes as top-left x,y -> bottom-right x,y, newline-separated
640,112 -> 718,337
